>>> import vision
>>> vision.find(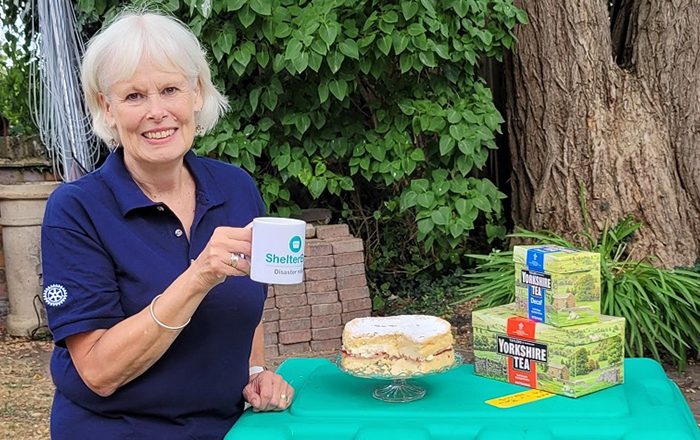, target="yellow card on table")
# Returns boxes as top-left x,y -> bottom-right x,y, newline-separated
485,389 -> 555,408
